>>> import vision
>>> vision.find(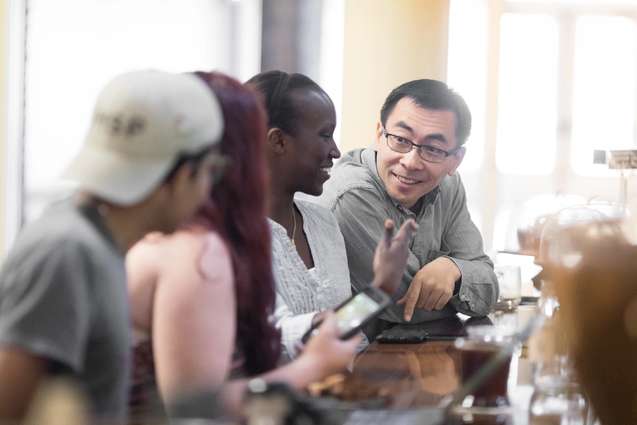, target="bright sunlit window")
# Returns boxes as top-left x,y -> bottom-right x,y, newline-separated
571,15 -> 637,175
496,13 -> 559,175
447,0 -> 637,251
23,0 -> 260,220
447,0 -> 487,173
